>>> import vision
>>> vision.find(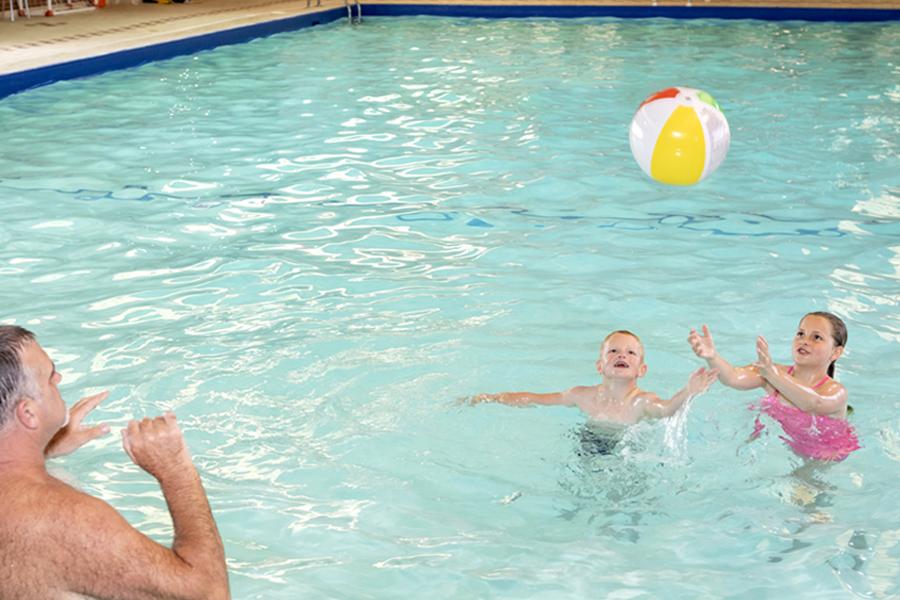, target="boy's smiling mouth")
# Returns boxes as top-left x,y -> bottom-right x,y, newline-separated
613,360 -> 630,368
